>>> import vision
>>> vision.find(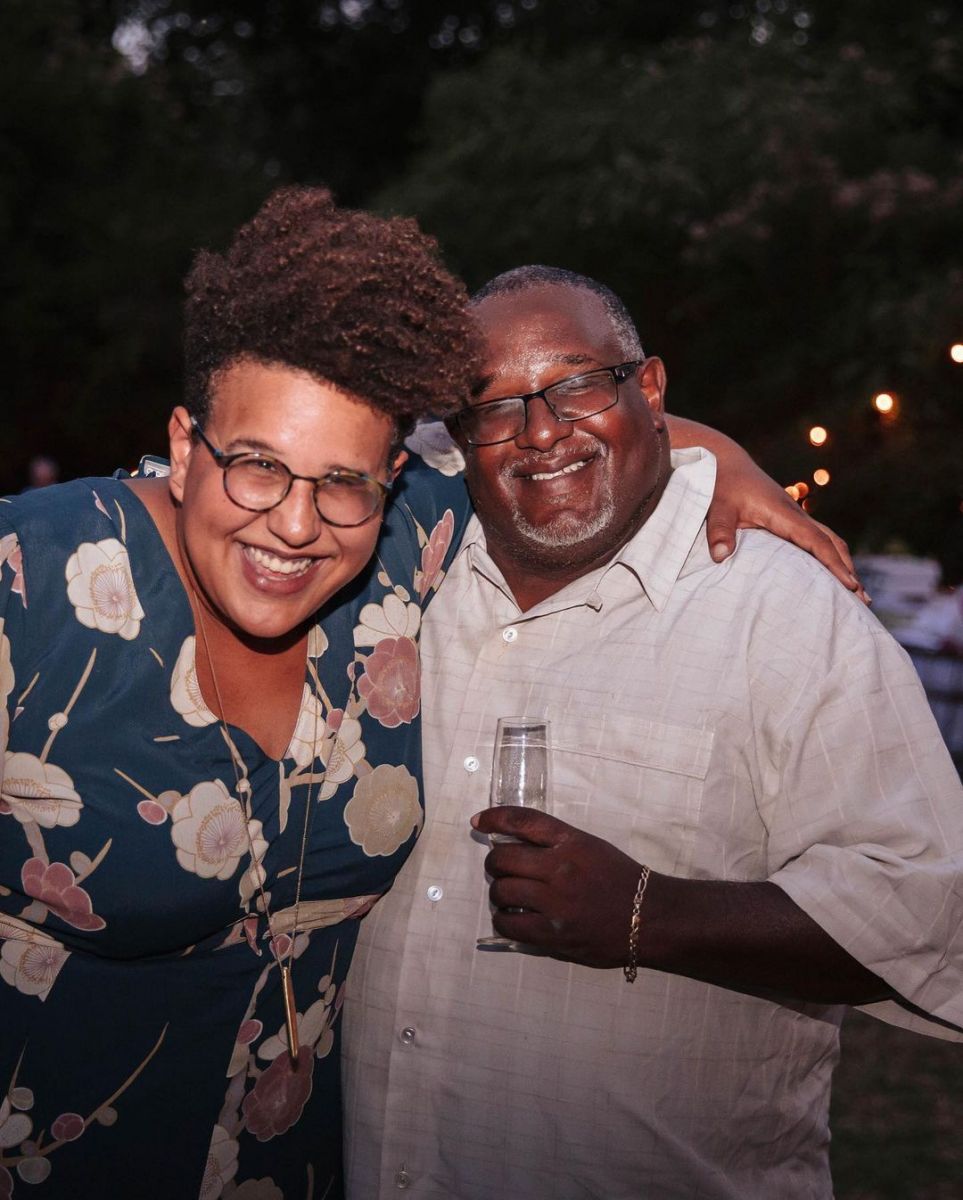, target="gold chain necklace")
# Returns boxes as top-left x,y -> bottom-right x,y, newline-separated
195,606 -> 320,1067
